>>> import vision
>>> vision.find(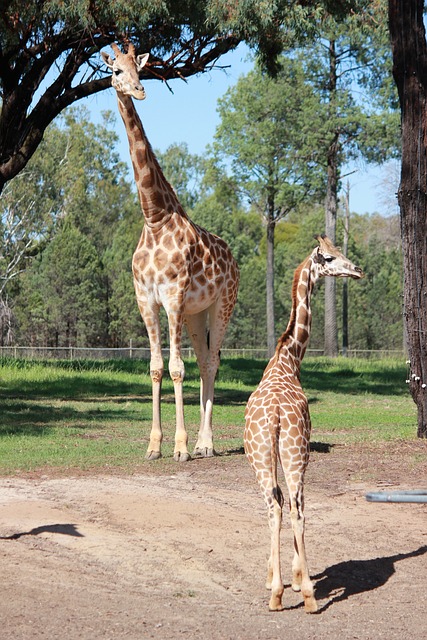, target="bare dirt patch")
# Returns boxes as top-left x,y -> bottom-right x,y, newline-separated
1,441 -> 426,640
